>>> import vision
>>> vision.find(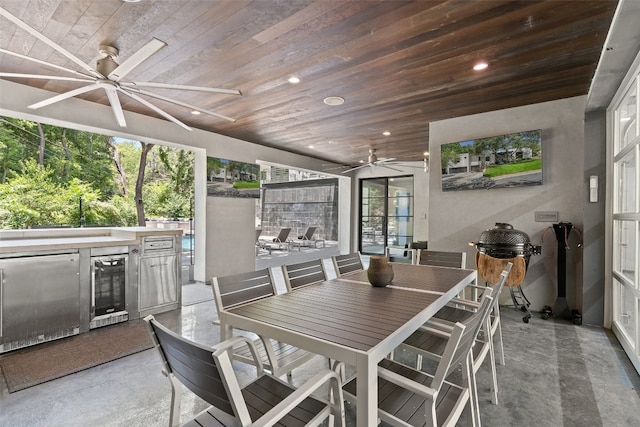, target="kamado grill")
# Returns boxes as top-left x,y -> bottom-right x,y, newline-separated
471,223 -> 541,323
